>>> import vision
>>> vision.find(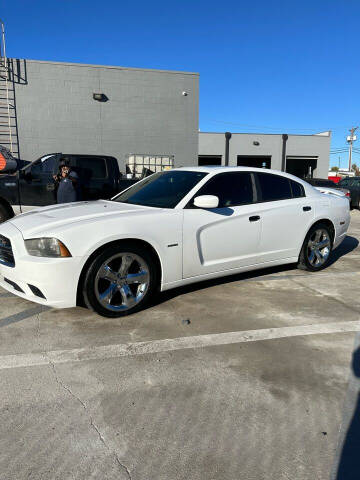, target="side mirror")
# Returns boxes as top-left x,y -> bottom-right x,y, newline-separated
193,195 -> 219,209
